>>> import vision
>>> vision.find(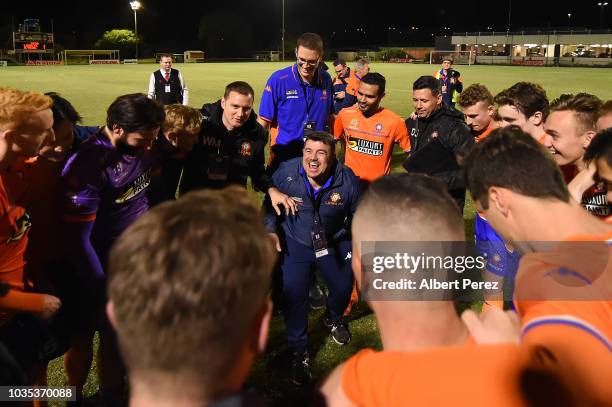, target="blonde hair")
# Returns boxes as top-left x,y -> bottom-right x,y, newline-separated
162,104 -> 202,134
0,88 -> 53,130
